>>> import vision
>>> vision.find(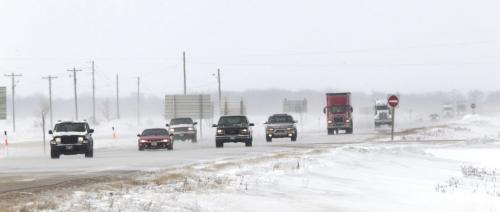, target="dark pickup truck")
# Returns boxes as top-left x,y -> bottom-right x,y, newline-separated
212,115 -> 254,148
